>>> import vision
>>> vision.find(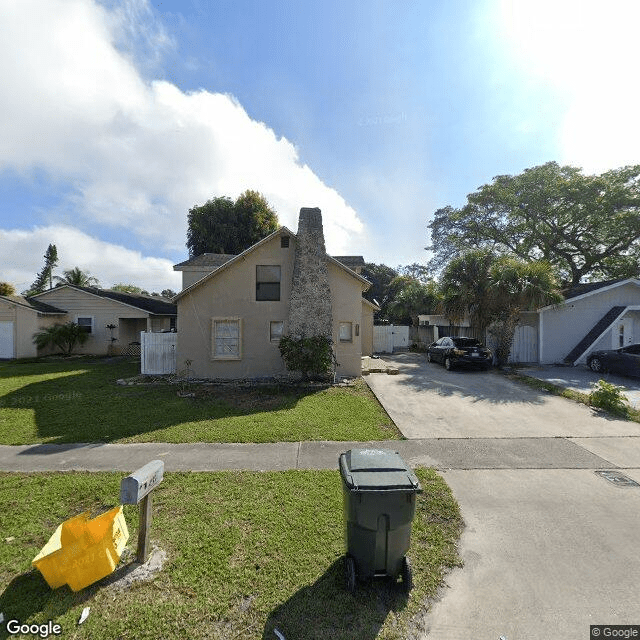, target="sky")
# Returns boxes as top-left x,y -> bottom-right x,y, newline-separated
1,0 -> 639,294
